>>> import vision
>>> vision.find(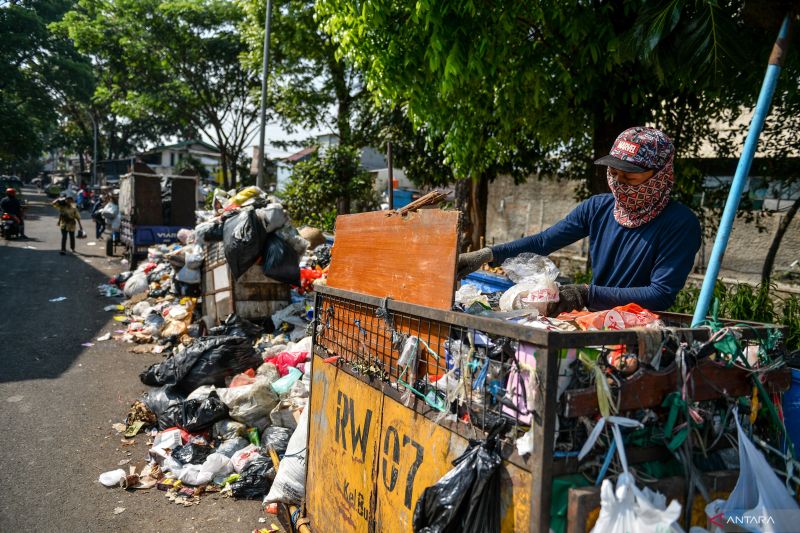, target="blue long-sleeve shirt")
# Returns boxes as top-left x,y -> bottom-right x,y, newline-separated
490,194 -> 701,311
